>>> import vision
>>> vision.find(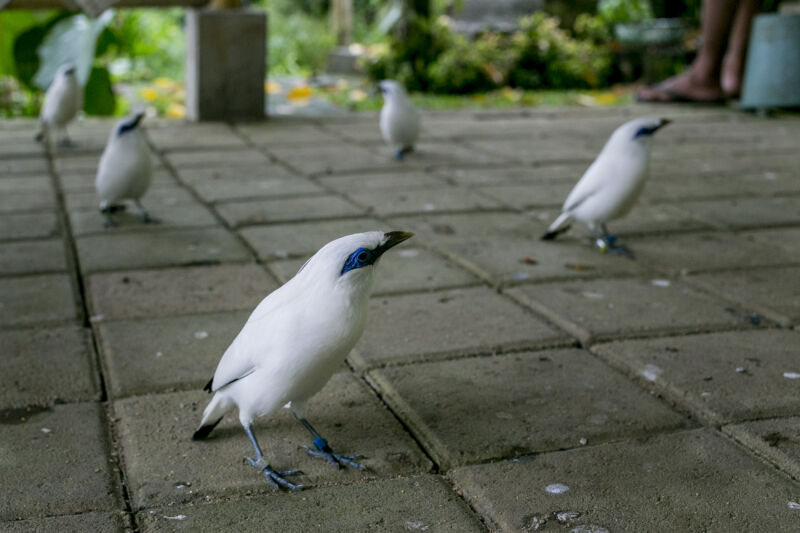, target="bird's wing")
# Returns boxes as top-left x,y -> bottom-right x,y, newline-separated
562,161 -> 603,214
